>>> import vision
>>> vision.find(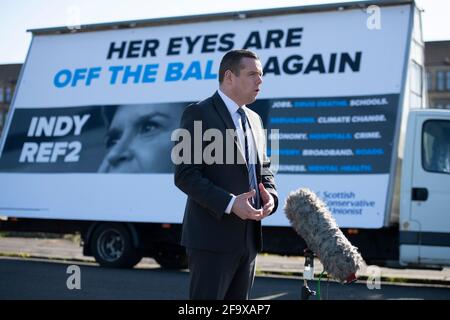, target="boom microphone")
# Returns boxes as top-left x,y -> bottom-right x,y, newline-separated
284,188 -> 365,283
